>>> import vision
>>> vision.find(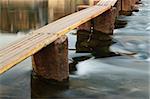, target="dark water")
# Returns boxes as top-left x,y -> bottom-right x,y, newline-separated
0,0 -> 150,99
